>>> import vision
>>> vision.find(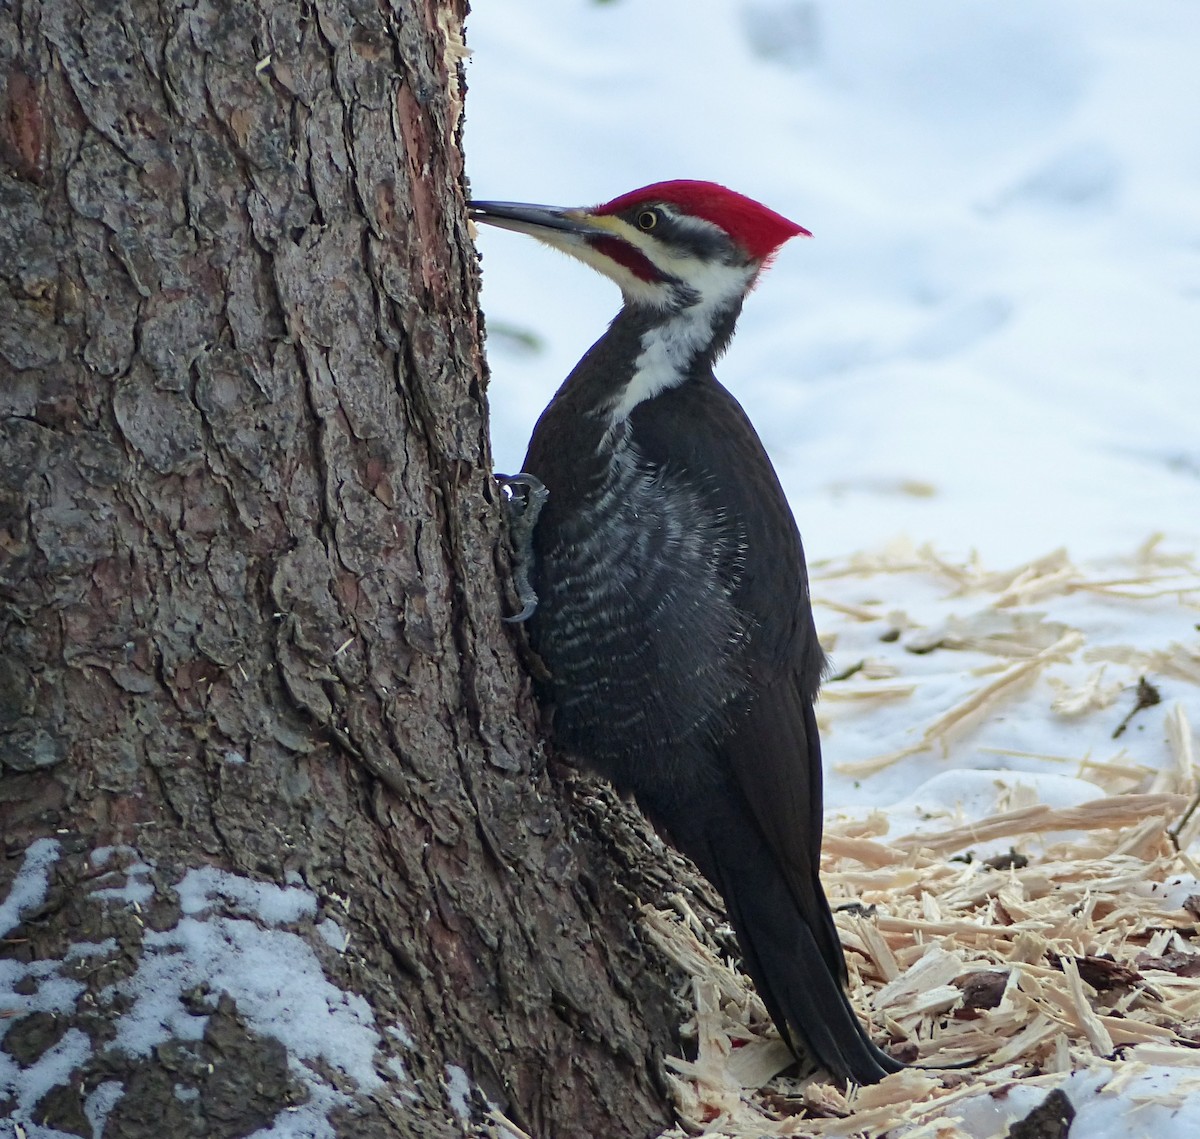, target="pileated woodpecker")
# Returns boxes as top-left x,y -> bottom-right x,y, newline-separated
471,181 -> 901,1085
